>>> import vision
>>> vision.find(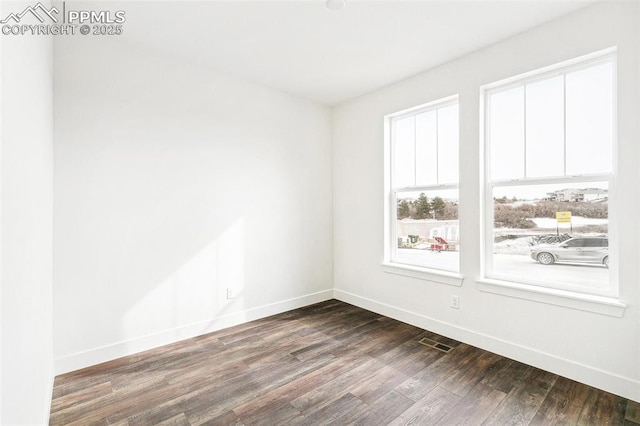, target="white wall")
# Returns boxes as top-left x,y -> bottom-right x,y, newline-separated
0,22 -> 55,425
53,36 -> 333,372
333,2 -> 640,402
